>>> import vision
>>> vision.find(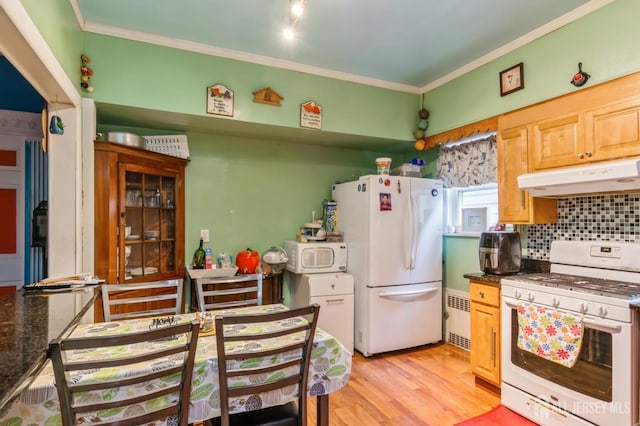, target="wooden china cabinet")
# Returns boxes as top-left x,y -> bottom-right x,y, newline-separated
94,141 -> 188,319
